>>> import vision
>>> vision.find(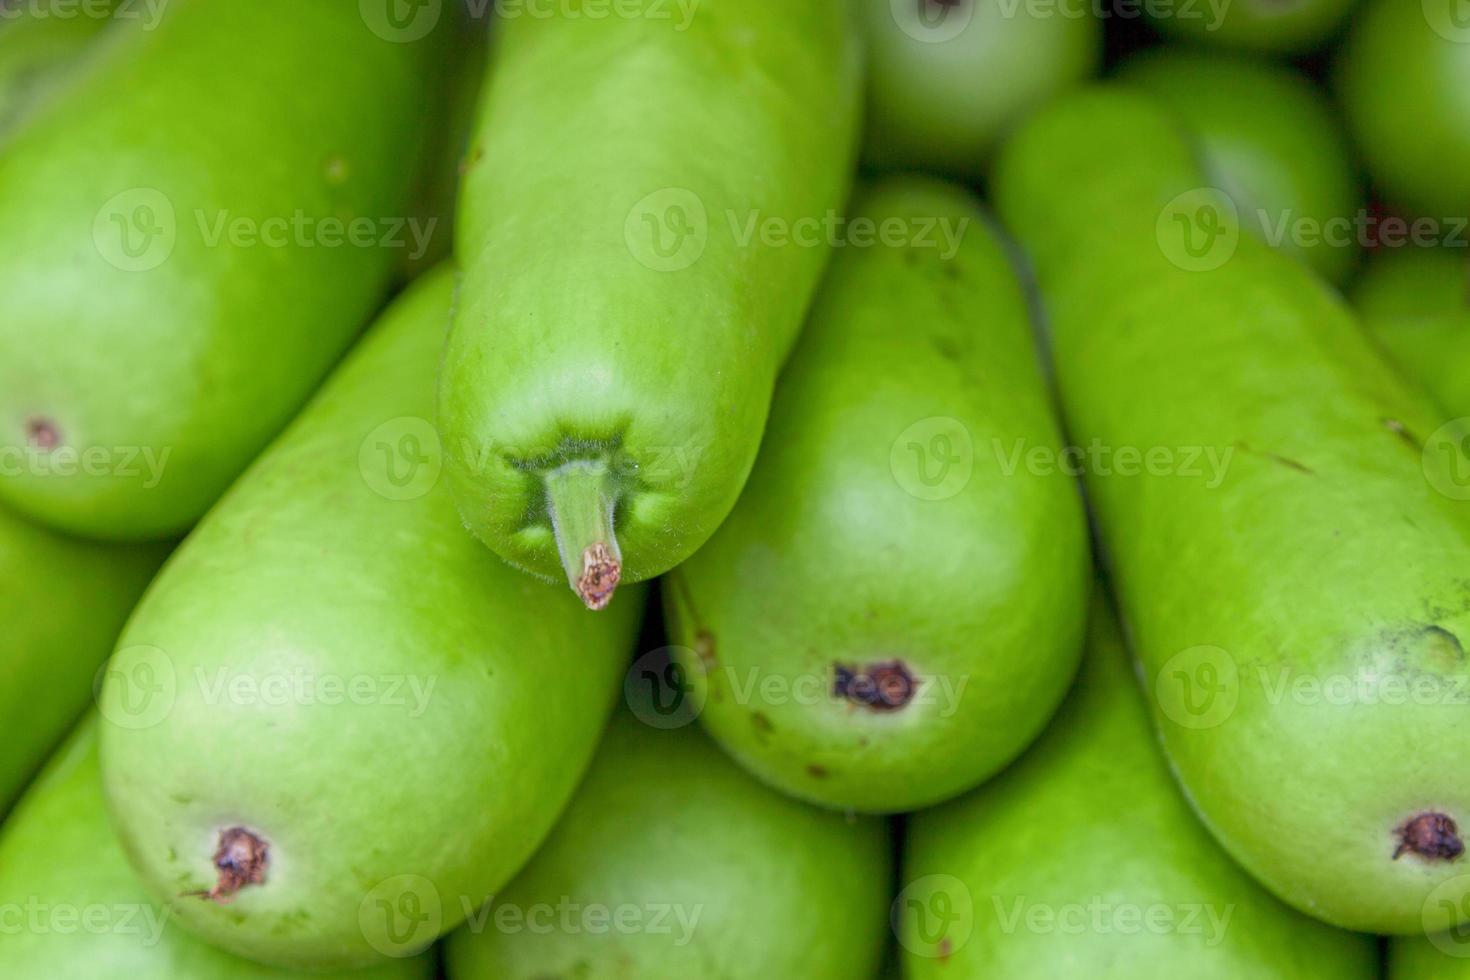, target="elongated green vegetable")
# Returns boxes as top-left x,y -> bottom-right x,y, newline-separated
440,0 -> 862,609
100,269 -> 645,970
1352,244 -> 1470,980
902,593 -> 1377,978
0,717 -> 432,979
665,177 -> 1088,812
0,0 -> 444,540
445,701 -> 891,978
0,502 -> 163,815
994,85 -> 1470,935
